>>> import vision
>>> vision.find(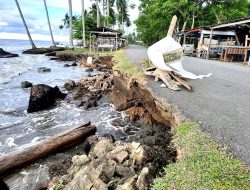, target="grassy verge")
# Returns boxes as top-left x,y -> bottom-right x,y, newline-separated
112,49 -> 144,78
153,122 -> 250,190
56,48 -> 90,56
